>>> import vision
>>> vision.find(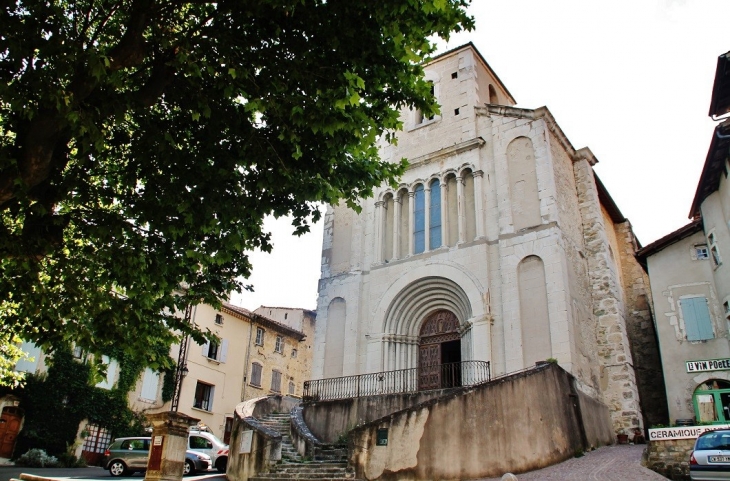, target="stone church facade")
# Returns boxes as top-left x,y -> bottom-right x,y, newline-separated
312,43 -> 664,431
